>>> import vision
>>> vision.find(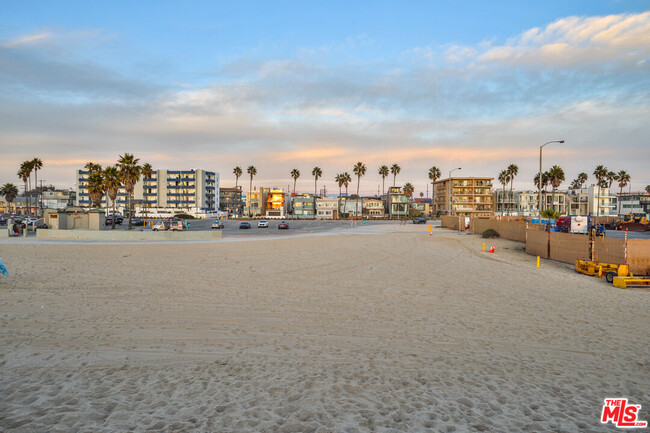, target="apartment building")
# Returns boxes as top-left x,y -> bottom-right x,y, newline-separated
219,186 -> 243,216
567,186 -> 617,216
615,192 -> 649,216
266,188 -> 287,217
292,194 -> 315,218
494,190 -> 569,216
340,198 -> 363,217
412,198 -> 432,216
316,197 -> 339,219
246,187 -> 267,217
433,177 -> 493,217
76,168 -> 220,216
